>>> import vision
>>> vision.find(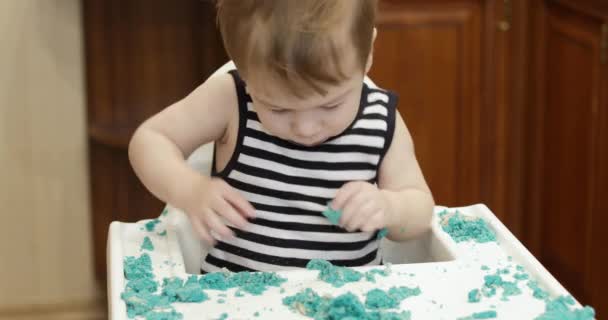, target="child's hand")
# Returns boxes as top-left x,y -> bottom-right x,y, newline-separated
182,176 -> 256,245
331,181 -> 390,233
